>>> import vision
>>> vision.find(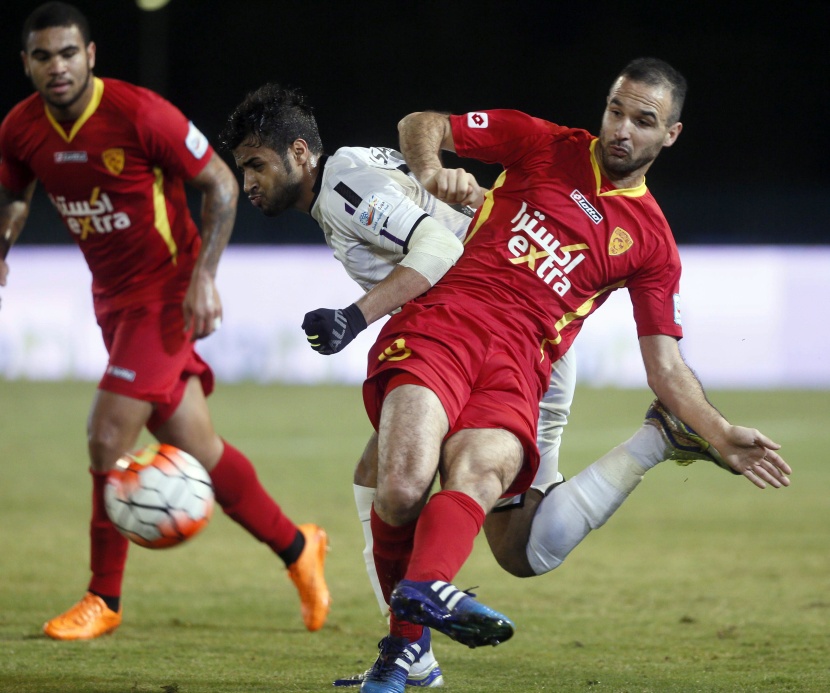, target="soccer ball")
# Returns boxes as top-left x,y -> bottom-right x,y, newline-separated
104,443 -> 215,549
